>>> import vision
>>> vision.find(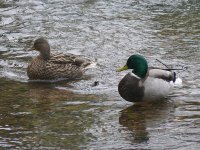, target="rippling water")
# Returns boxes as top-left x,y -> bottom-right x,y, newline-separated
0,0 -> 200,149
